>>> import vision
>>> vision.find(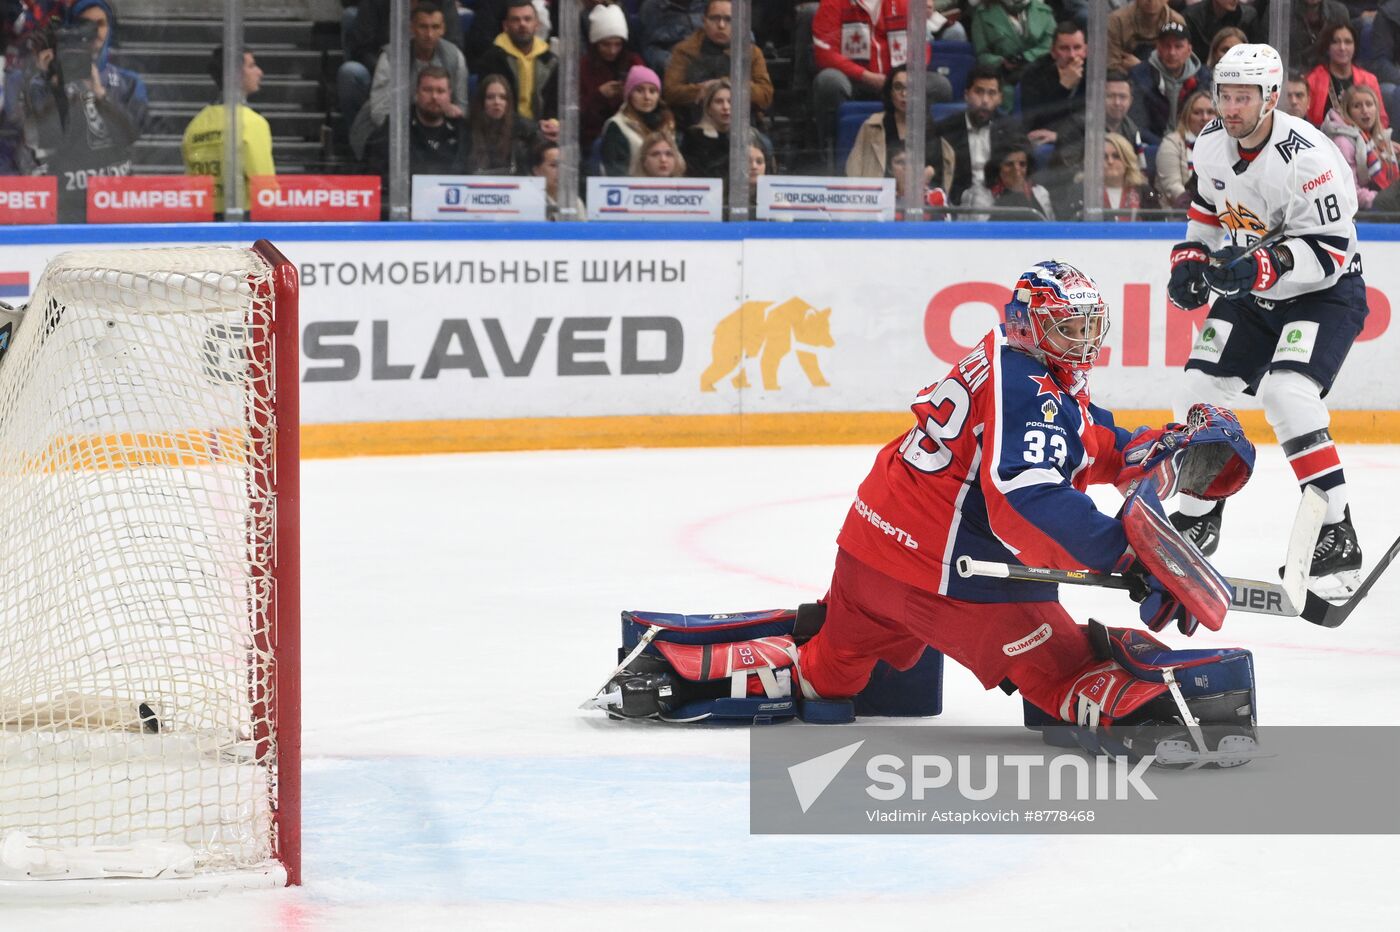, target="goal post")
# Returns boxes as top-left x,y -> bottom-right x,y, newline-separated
0,241 -> 300,896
